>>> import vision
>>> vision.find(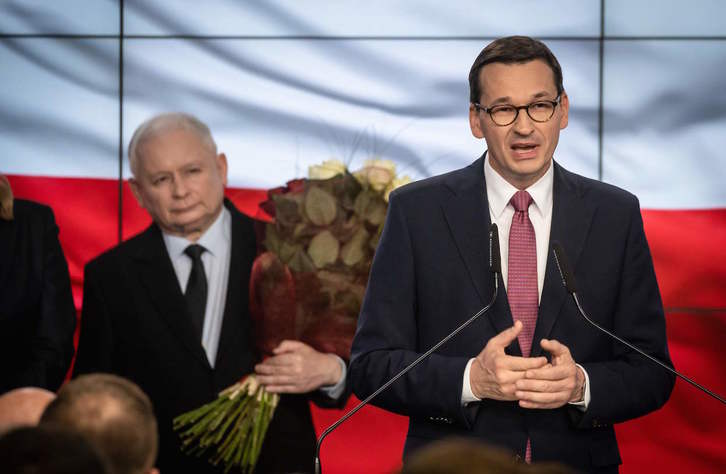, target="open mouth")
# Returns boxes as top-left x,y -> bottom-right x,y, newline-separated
510,143 -> 539,158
